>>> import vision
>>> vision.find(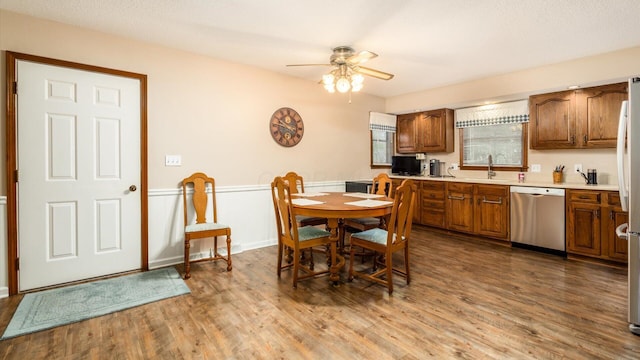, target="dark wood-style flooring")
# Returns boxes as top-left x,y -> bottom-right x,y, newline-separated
1,226 -> 639,359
